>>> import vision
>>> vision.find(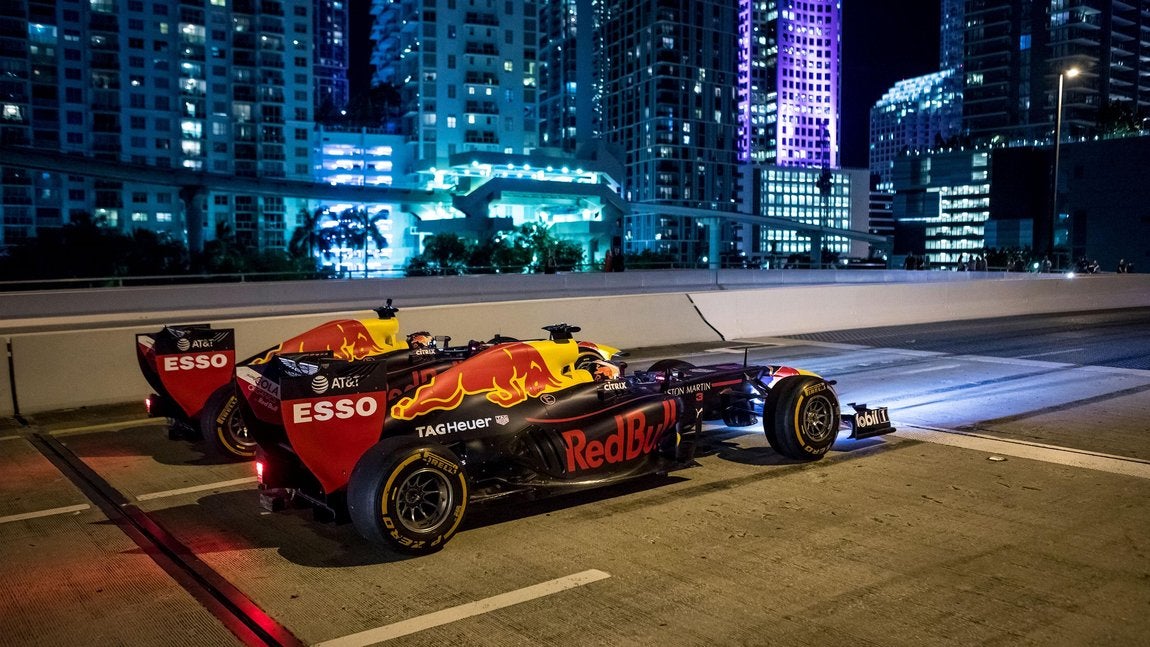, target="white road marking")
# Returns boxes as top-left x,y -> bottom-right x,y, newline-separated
135,477 -> 258,502
314,569 -> 612,647
899,364 -> 961,375
1,434 -> 21,441
49,417 -> 161,437
1016,347 -> 1085,359
895,424 -> 1150,480
0,504 -> 91,525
